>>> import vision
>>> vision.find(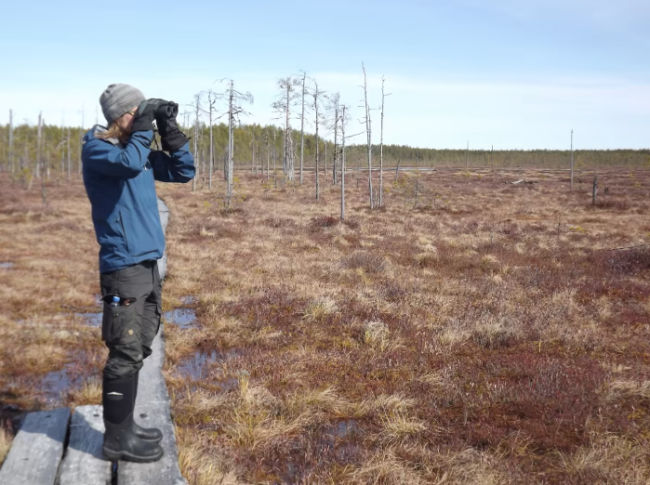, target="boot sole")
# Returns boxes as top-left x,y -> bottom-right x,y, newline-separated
103,445 -> 164,463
